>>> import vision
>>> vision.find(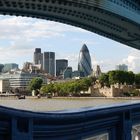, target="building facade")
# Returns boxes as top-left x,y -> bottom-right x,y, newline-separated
33,48 -> 43,70
116,64 -> 128,71
0,64 -> 4,73
43,52 -> 55,76
0,79 -> 10,93
78,44 -> 92,77
0,71 -> 47,93
72,71 -> 81,79
56,59 -> 68,76
63,67 -> 72,79
2,63 -> 18,73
